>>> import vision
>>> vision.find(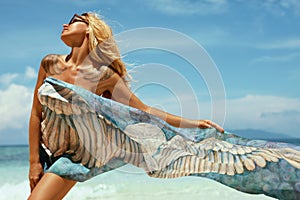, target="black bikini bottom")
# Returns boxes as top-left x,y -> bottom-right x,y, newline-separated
39,145 -> 71,170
